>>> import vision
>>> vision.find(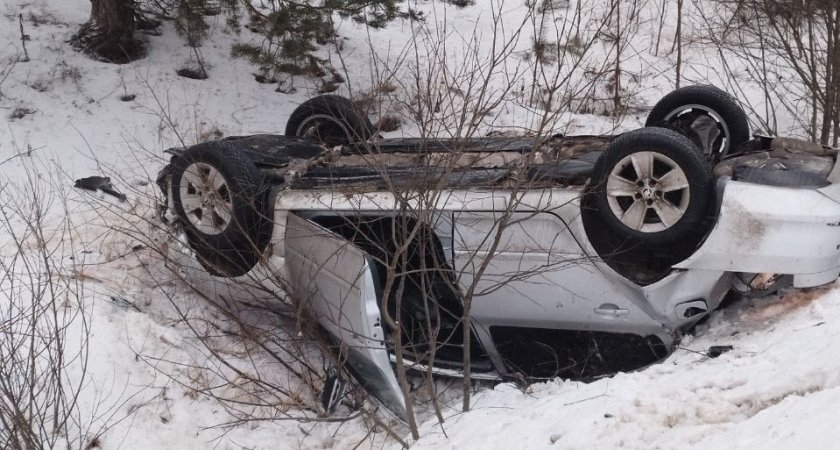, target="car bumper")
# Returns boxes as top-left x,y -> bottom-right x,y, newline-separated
675,179 -> 840,287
